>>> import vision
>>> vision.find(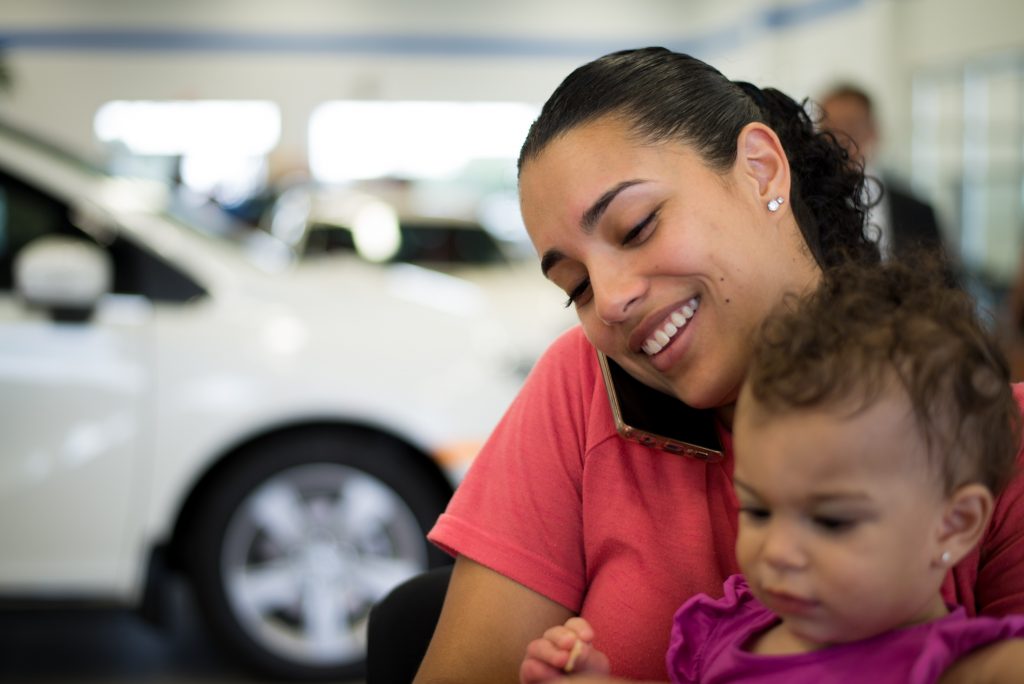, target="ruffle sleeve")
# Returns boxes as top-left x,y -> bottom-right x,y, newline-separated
666,574 -> 761,683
